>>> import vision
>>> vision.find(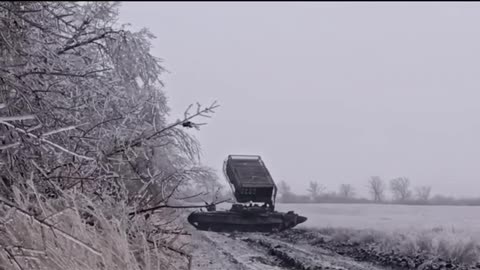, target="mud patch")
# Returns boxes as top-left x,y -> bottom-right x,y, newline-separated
189,227 -> 480,270
249,256 -> 277,266
243,235 -> 372,270
272,229 -> 480,270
